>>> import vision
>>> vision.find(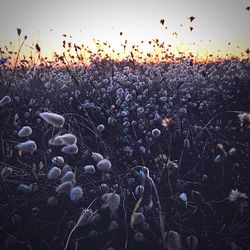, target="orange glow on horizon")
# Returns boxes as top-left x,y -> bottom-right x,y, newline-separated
1,0 -> 250,64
